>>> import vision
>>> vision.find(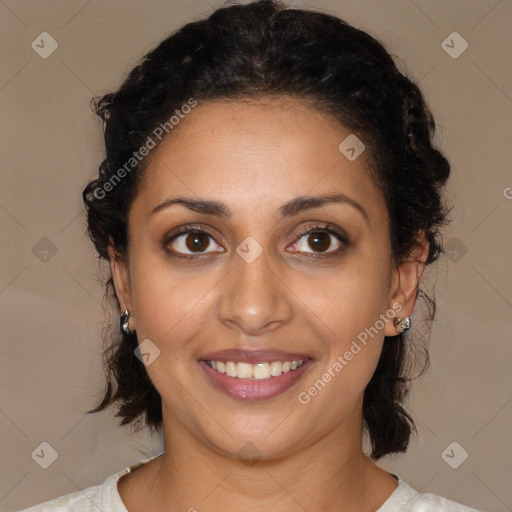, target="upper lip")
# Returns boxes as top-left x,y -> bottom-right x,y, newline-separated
199,348 -> 313,364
